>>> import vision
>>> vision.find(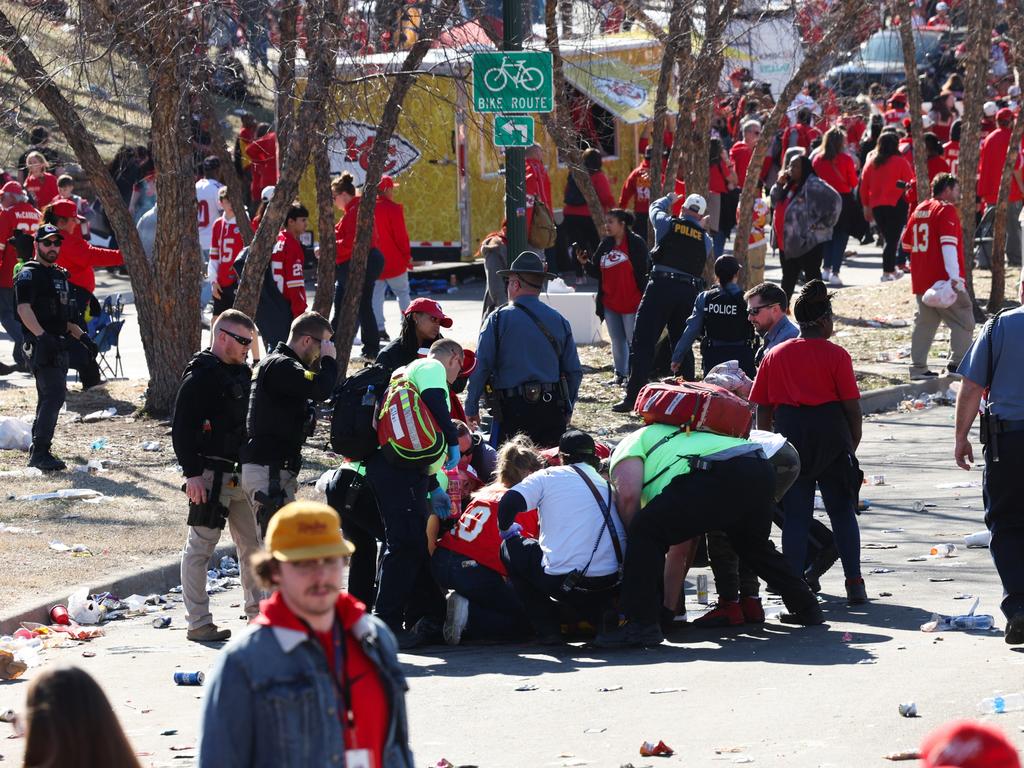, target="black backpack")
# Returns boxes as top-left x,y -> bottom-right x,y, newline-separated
564,174 -> 586,207
330,364 -> 389,460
